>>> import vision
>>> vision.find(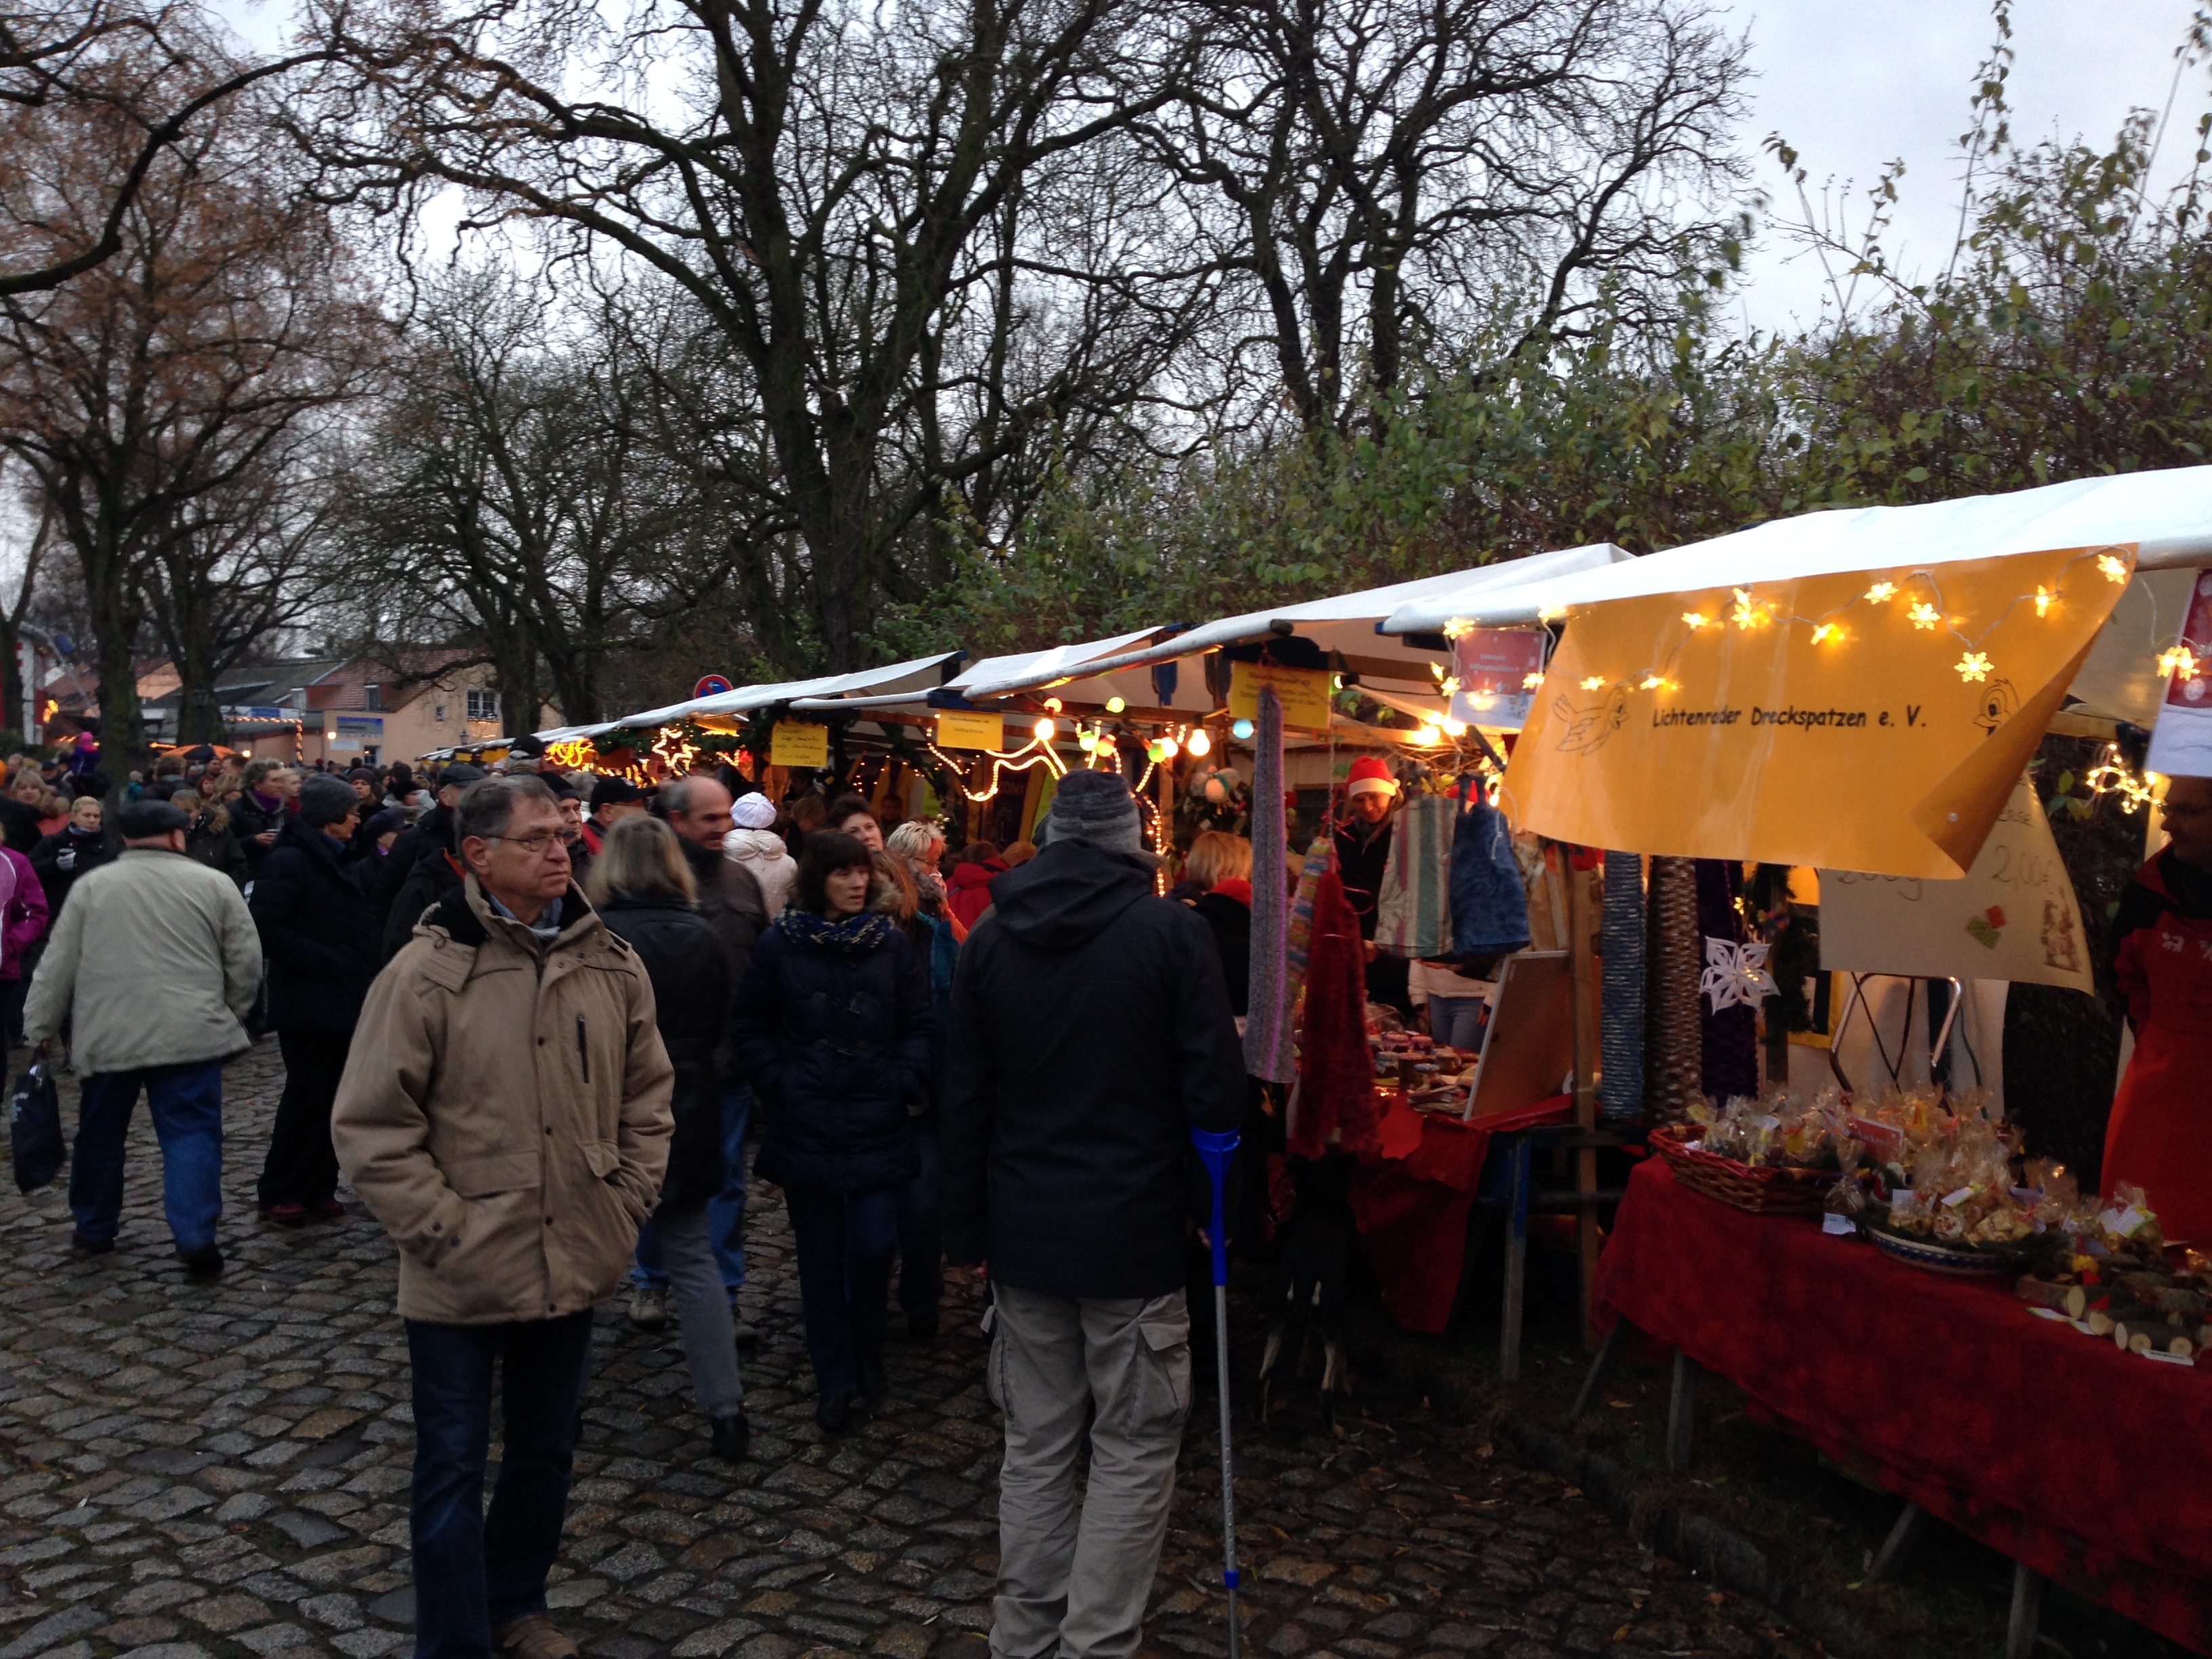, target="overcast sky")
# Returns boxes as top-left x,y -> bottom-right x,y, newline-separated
211,0 -> 2208,335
